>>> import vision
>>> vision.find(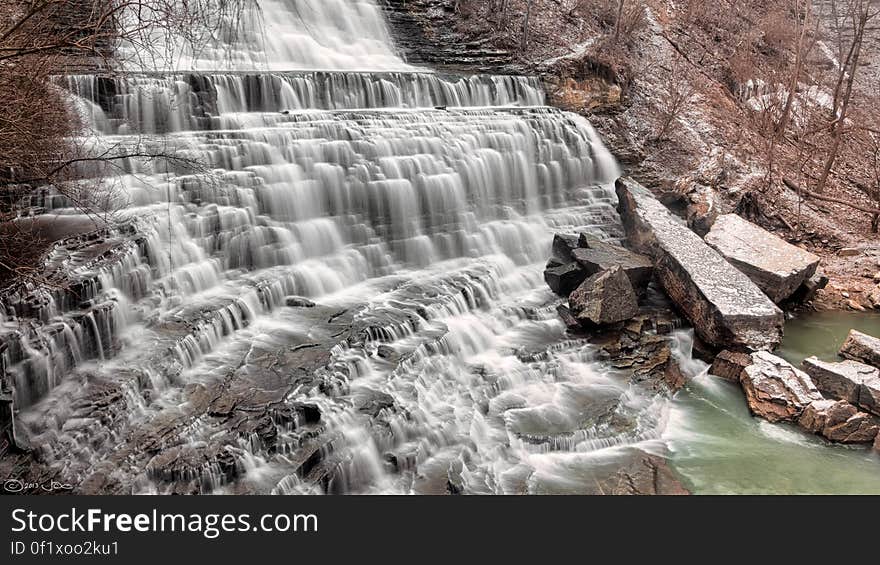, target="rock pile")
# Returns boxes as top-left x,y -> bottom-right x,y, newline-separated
544,230 -> 653,331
